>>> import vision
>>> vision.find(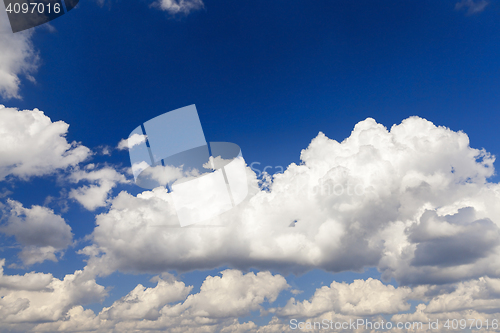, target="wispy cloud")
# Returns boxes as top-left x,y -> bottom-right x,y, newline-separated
153,0 -> 204,15
455,0 -> 489,15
